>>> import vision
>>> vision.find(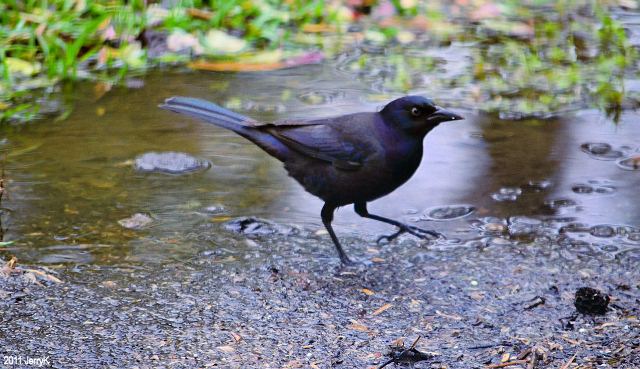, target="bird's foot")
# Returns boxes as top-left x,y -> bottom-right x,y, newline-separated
340,256 -> 373,267
340,255 -> 356,266
377,225 -> 444,244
